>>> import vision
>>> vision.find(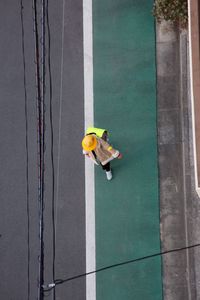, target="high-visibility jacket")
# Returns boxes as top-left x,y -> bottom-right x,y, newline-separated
83,135 -> 119,165
84,127 -> 120,165
86,127 -> 108,138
